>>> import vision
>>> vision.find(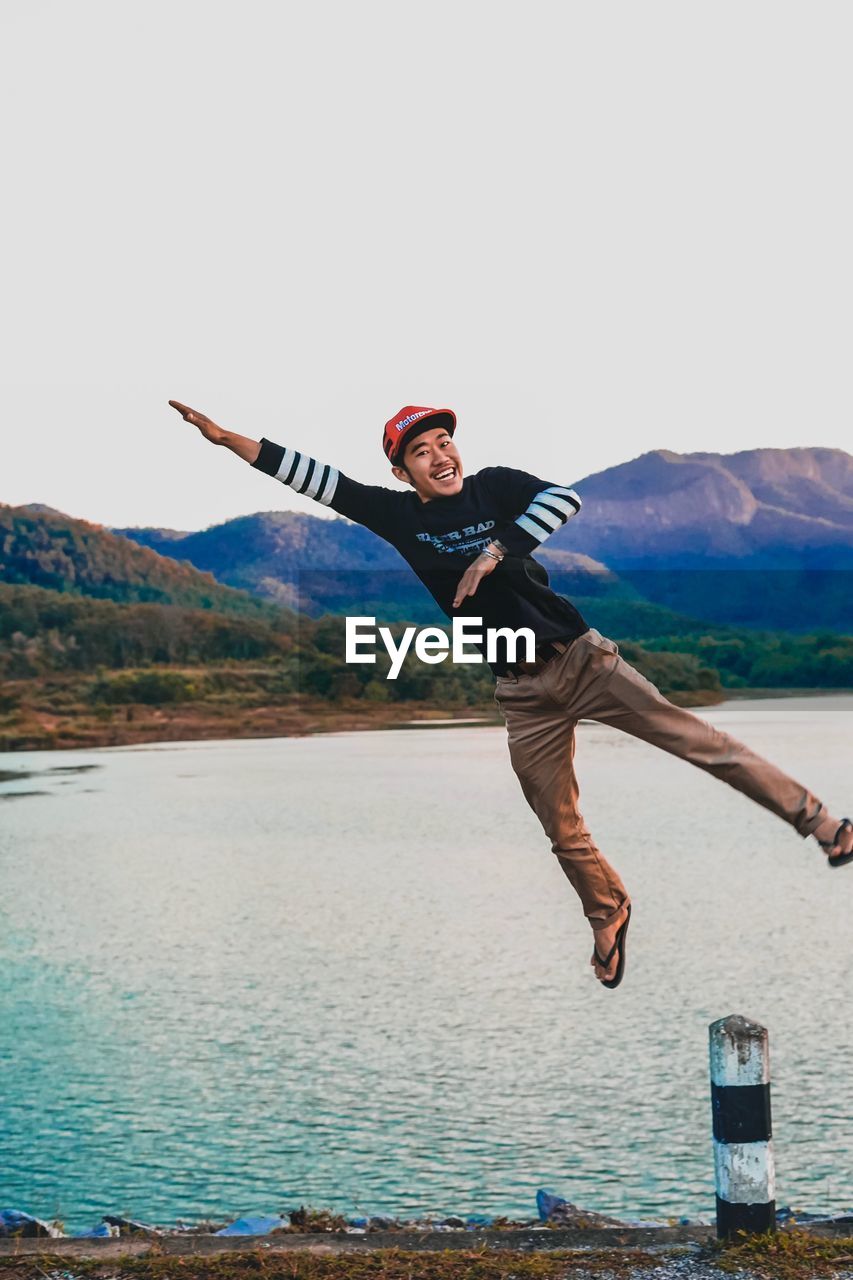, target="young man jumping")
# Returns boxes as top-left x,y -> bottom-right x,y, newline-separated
170,400 -> 853,988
